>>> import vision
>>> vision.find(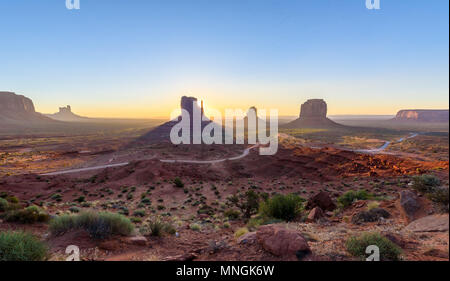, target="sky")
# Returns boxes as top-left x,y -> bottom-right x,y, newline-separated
0,0 -> 448,118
